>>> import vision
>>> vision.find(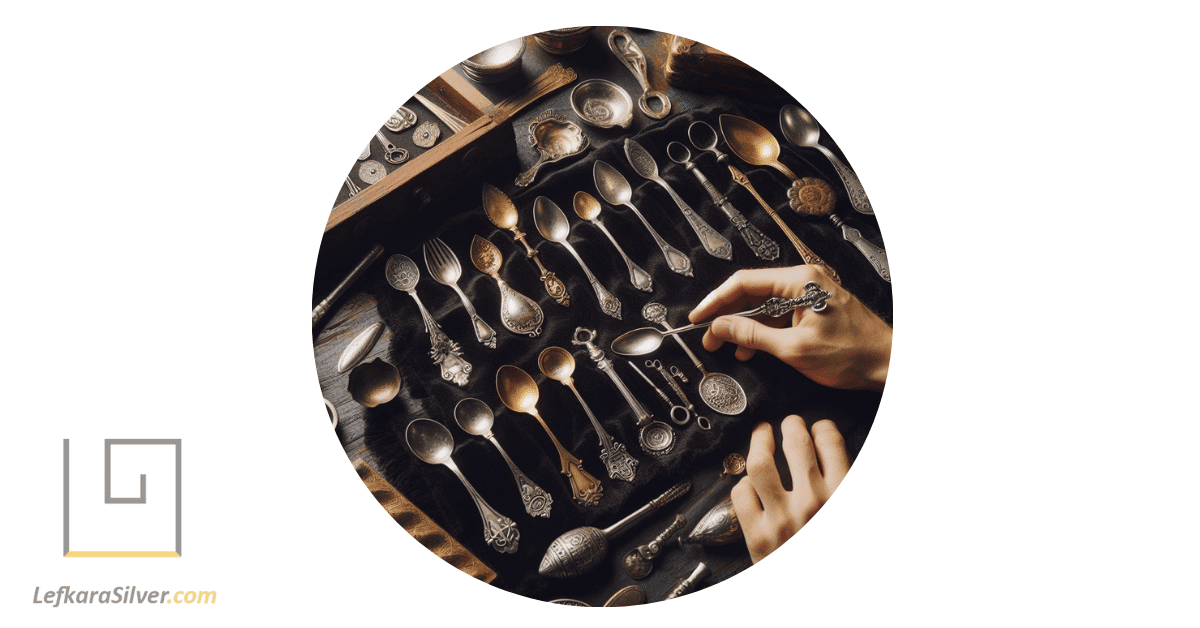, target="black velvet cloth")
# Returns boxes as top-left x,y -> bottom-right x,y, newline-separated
357,96 -> 890,601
